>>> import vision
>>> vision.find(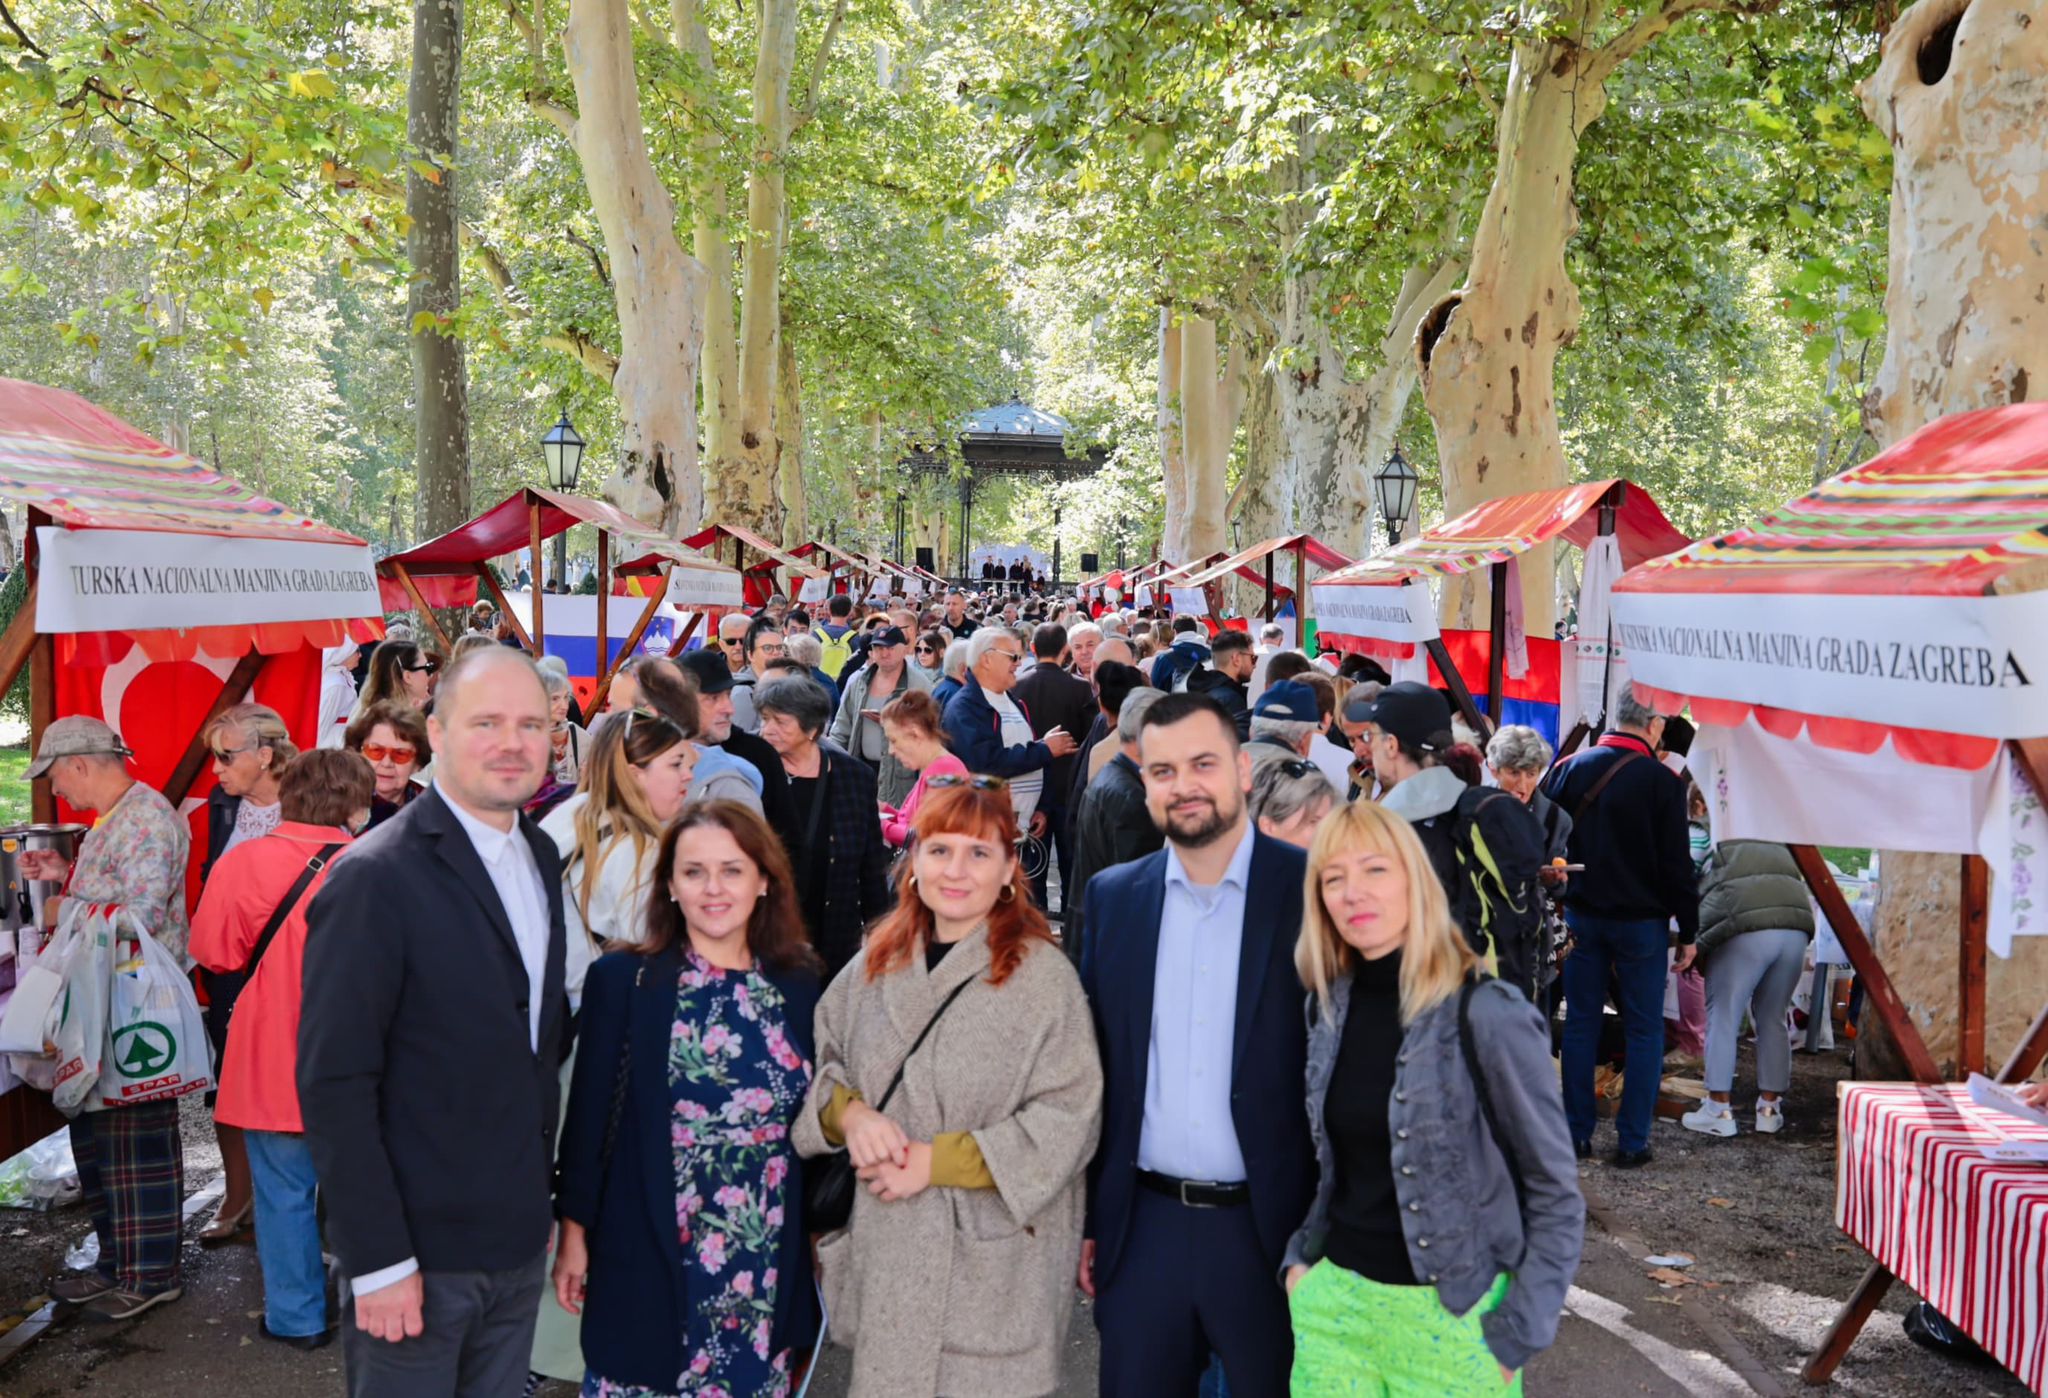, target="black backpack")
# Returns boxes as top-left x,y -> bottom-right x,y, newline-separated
1446,786 -> 1549,999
